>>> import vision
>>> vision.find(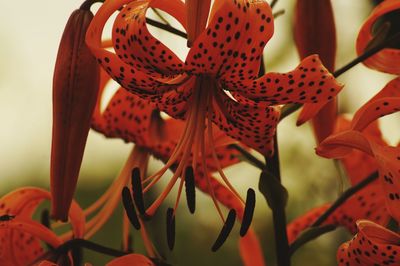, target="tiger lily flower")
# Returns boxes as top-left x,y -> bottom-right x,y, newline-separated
287,77 -> 400,241
51,5 -> 100,221
317,77 -> 400,222
85,0 -> 342,220
294,0 -> 338,142
337,220 -> 400,266
0,187 -> 85,265
84,69 -> 265,265
357,0 -> 400,74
